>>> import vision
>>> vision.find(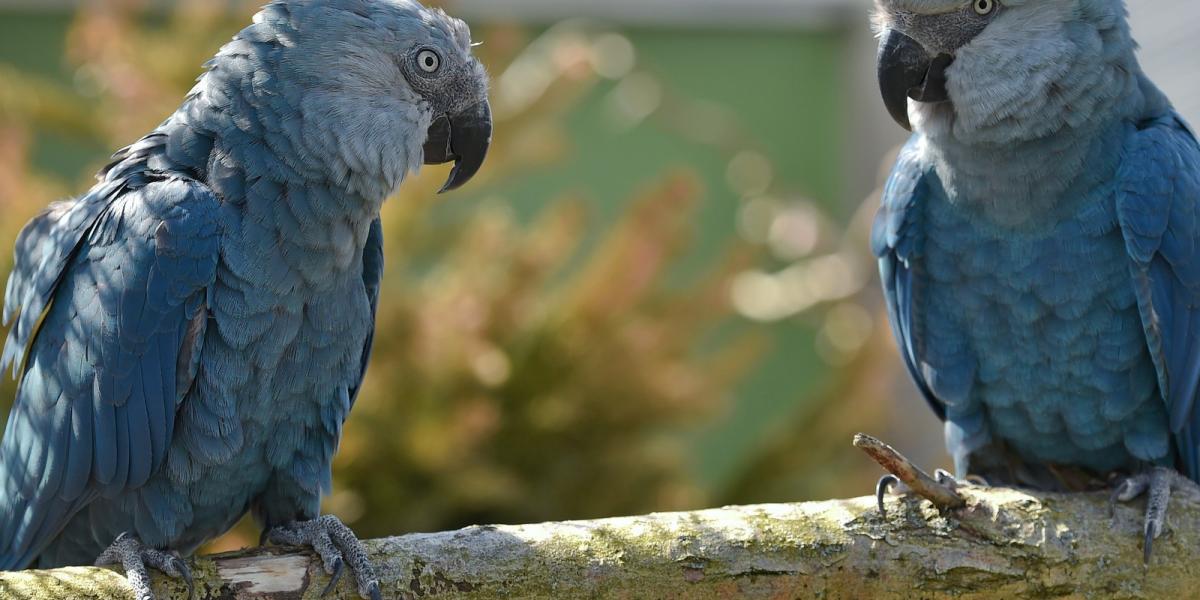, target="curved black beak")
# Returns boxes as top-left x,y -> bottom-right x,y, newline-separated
877,29 -> 953,131
423,99 -> 493,193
